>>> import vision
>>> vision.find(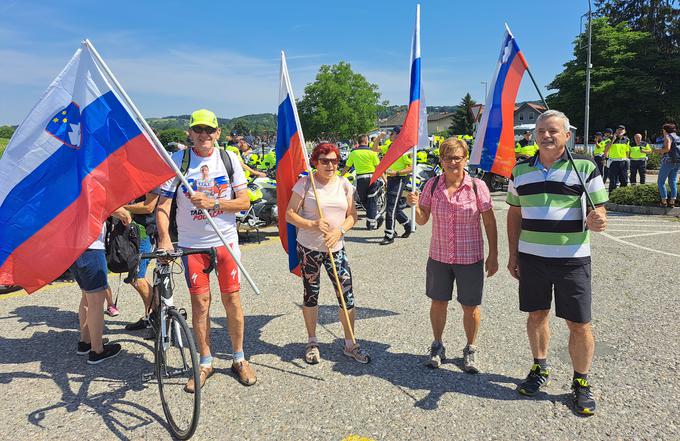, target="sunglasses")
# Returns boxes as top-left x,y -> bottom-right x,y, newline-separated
192,126 -> 217,135
441,155 -> 465,163
318,158 -> 339,166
